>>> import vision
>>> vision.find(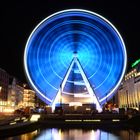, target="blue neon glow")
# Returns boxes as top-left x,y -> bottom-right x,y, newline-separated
24,9 -> 127,105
